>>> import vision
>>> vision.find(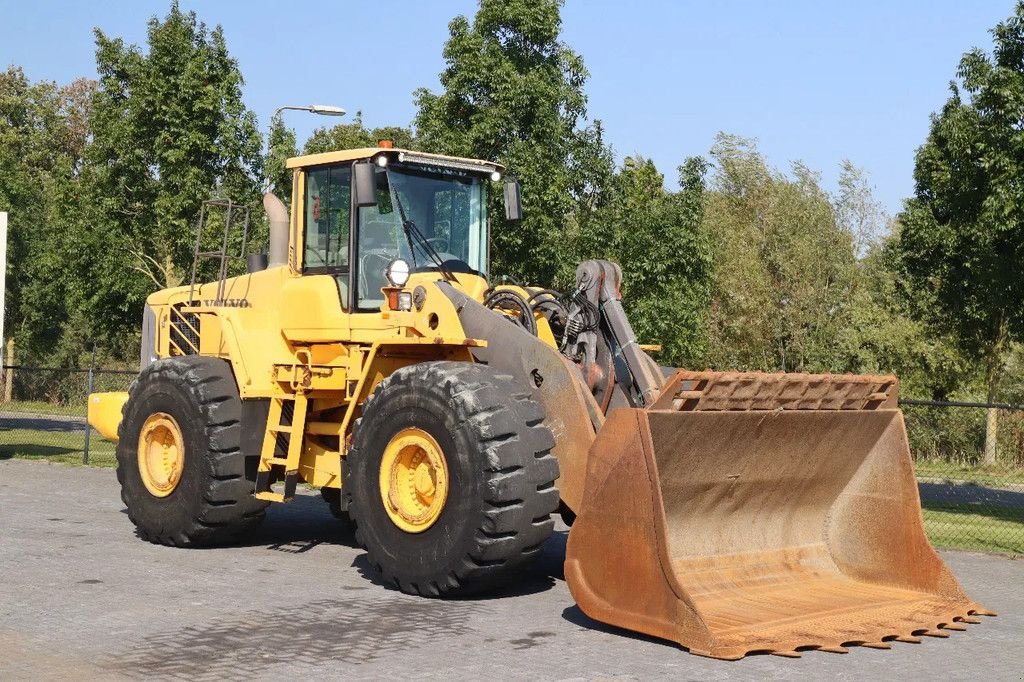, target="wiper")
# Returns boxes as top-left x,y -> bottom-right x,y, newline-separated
388,174 -> 457,282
